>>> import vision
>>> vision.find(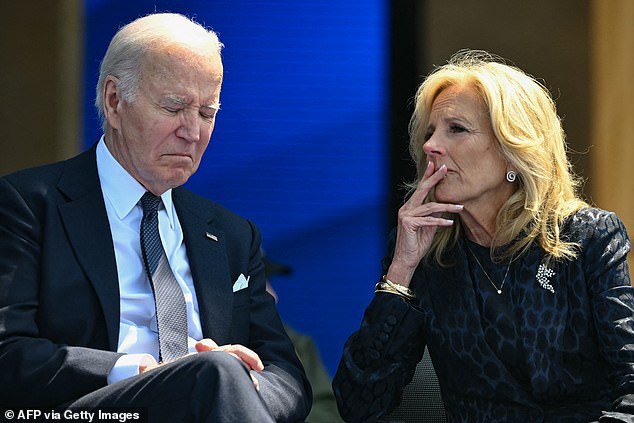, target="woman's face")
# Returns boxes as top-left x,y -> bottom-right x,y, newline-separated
422,84 -> 514,213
